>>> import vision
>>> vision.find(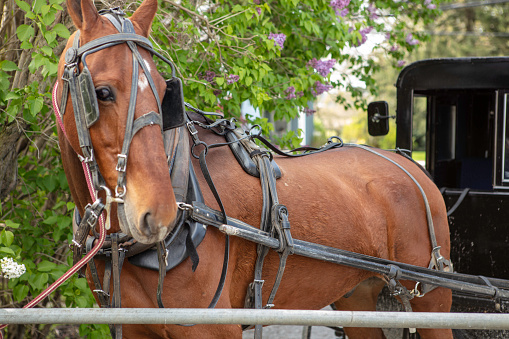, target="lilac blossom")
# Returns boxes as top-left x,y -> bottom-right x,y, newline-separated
340,8 -> 349,17
303,107 -> 316,116
268,33 -> 286,50
296,91 -> 304,97
367,3 -> 378,20
397,60 -> 406,67
406,33 -> 419,46
424,0 -> 436,9
355,26 -> 373,46
330,0 -> 350,15
311,81 -> 333,96
390,45 -> 399,52
255,7 -> 261,15
227,74 -> 240,84
253,0 -> 260,4
285,86 -> 296,99
307,58 -> 336,77
200,70 -> 216,83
